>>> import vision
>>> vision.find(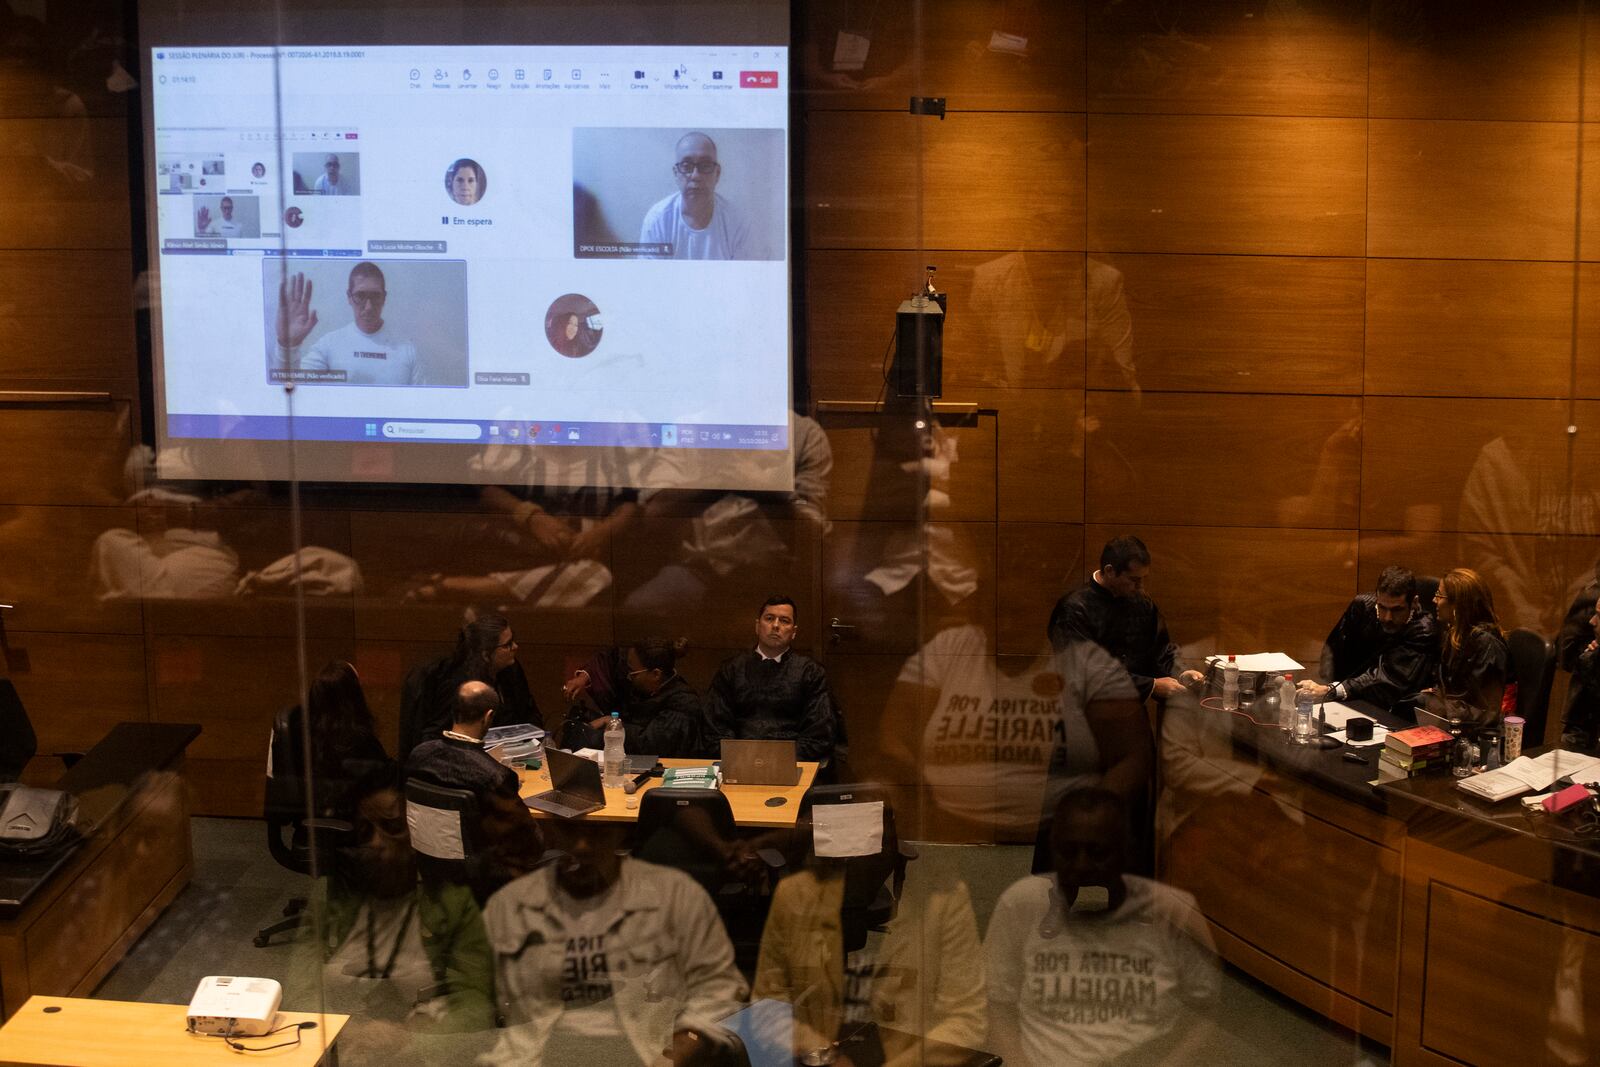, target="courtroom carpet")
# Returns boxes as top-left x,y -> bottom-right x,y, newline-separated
93,817 -> 1387,1066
